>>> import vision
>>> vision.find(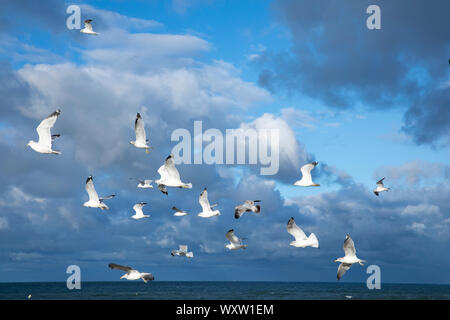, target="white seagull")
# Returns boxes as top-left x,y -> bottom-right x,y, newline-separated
80,19 -> 98,35
171,245 -> 194,258
287,217 -> 319,248
293,161 -> 320,187
234,200 -> 261,219
108,263 -> 154,283
156,154 -> 192,194
197,188 -> 220,218
374,177 -> 390,196
27,109 -> 61,154
225,229 -> 247,251
131,202 -> 150,220
130,178 -> 153,189
83,175 -> 115,210
335,234 -> 366,280
130,113 -> 151,153
172,206 -> 188,217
